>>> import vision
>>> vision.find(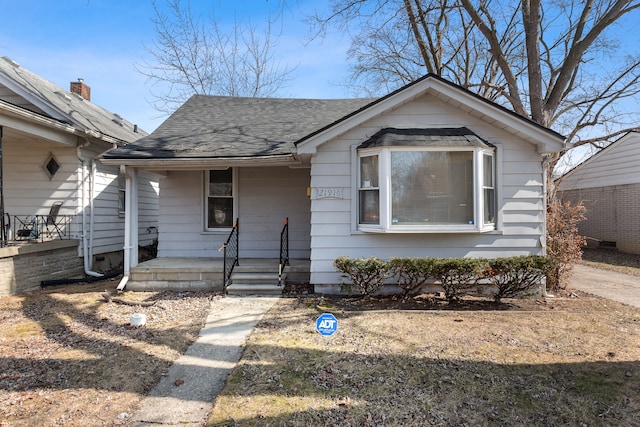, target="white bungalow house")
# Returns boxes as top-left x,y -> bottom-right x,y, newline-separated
558,130 -> 640,254
0,56 -> 159,296
102,74 -> 564,294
